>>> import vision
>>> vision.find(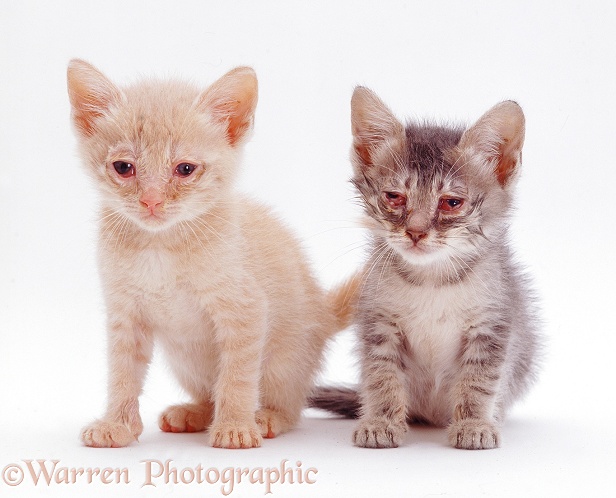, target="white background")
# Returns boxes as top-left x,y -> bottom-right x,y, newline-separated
2,1 -> 615,496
